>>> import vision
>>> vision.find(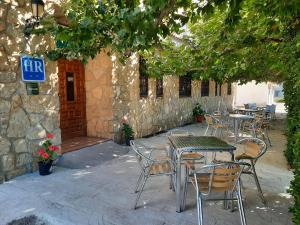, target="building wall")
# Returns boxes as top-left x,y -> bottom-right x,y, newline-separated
112,54 -> 234,141
234,81 -> 276,106
0,1 -> 61,181
85,52 -> 113,139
